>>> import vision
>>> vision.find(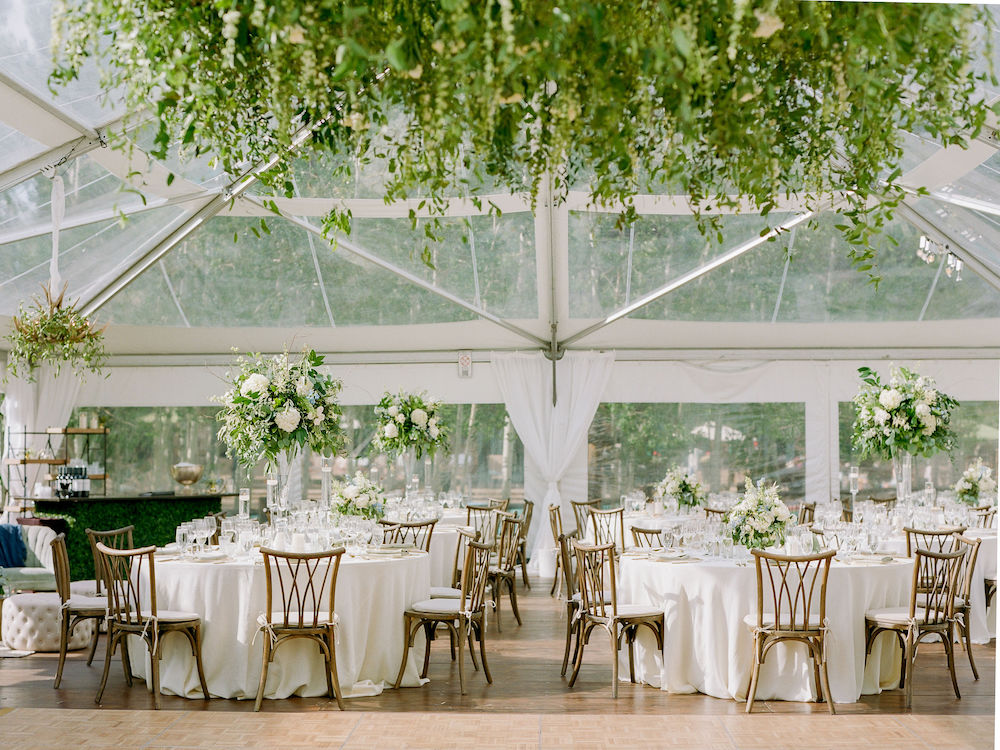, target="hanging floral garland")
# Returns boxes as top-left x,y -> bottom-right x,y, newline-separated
5,284 -> 108,382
